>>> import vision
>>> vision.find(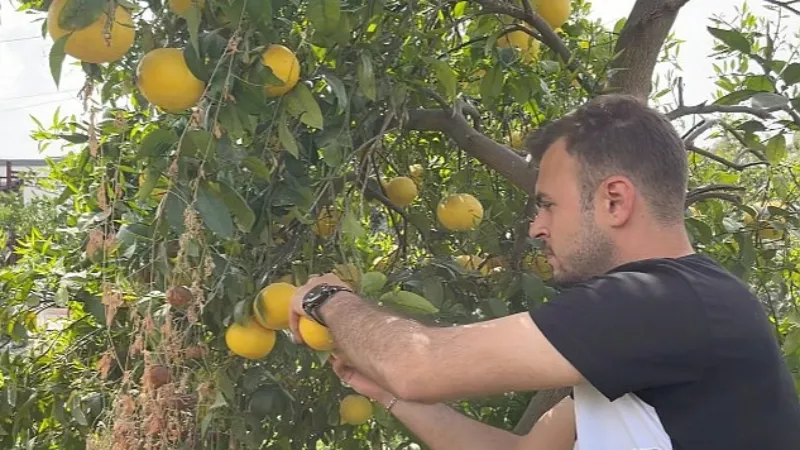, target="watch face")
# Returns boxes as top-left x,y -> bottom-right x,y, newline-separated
303,283 -> 331,305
